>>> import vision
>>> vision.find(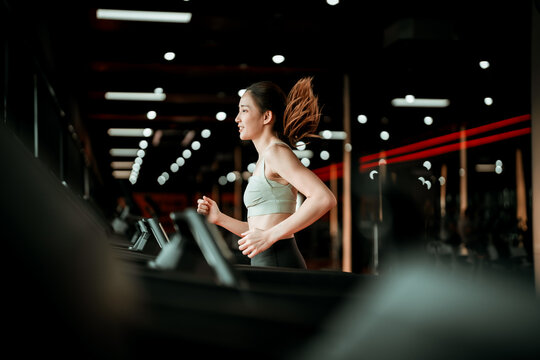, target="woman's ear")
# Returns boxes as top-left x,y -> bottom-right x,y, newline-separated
263,110 -> 273,125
